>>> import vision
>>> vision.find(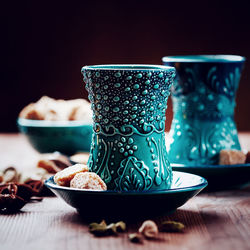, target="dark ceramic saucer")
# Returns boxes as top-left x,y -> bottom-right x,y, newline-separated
45,171 -> 207,220
171,163 -> 250,191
